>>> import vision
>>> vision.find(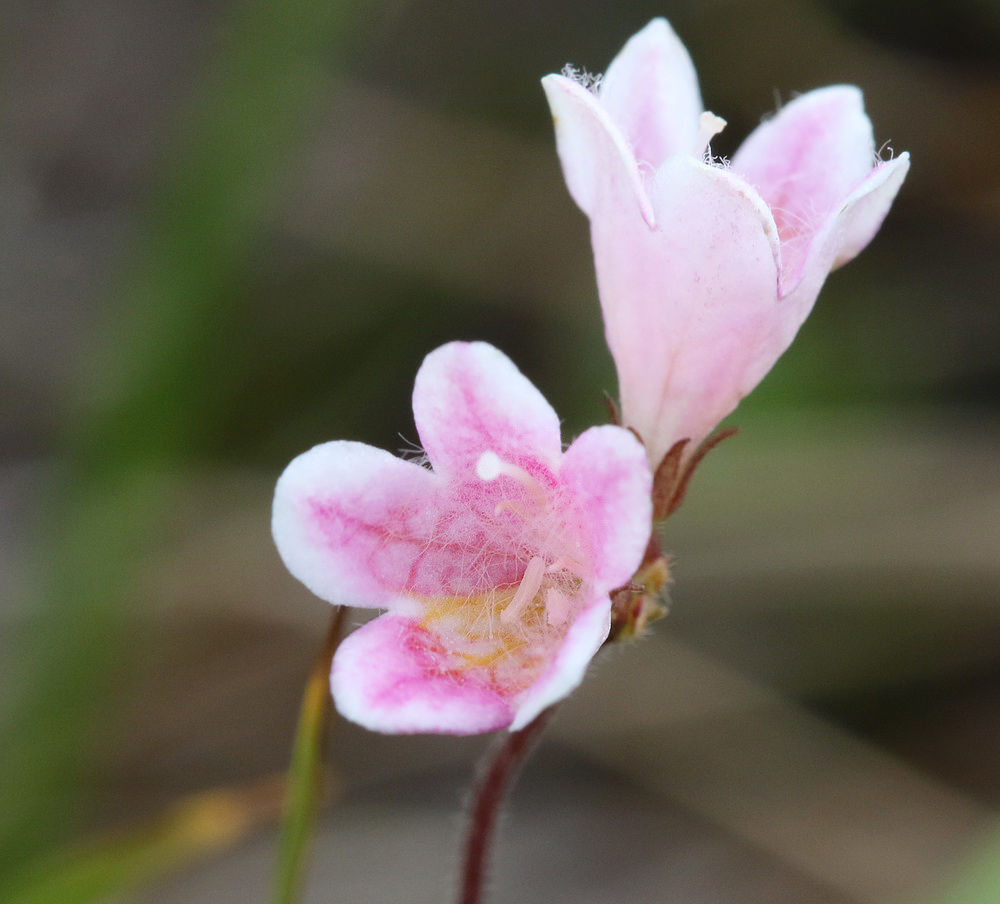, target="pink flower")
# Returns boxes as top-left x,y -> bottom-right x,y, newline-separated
272,342 -> 652,734
543,18 -> 910,469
